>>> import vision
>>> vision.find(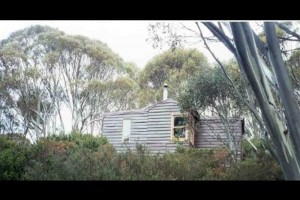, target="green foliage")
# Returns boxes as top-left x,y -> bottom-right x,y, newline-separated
0,133 -> 282,180
223,154 -> 282,180
179,60 -> 246,116
106,77 -> 139,110
222,155 -> 283,180
220,138 -> 283,180
0,25 -> 139,136
46,132 -> 108,151
138,48 -> 209,107
242,137 -> 264,157
258,22 -> 293,44
178,61 -> 246,158
23,132 -> 112,180
0,134 -> 30,180
124,62 -> 140,81
113,146 -> 221,180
